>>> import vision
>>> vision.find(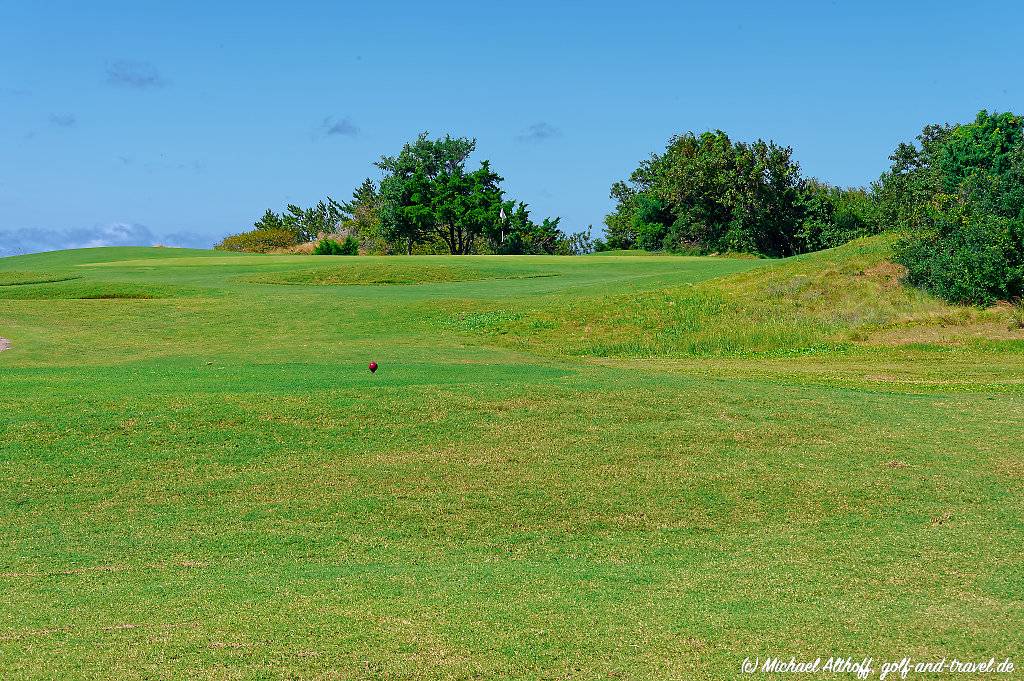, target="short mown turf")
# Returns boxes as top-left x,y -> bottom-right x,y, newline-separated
0,243 -> 1021,679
